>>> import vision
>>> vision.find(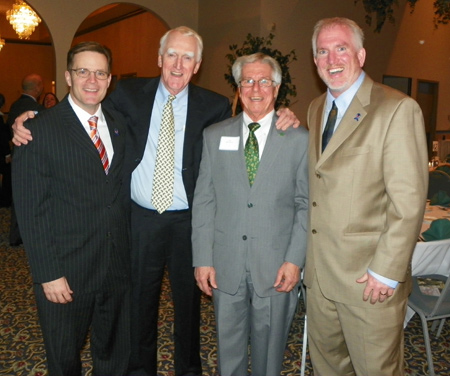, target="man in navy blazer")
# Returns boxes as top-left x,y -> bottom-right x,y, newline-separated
12,42 -> 130,375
